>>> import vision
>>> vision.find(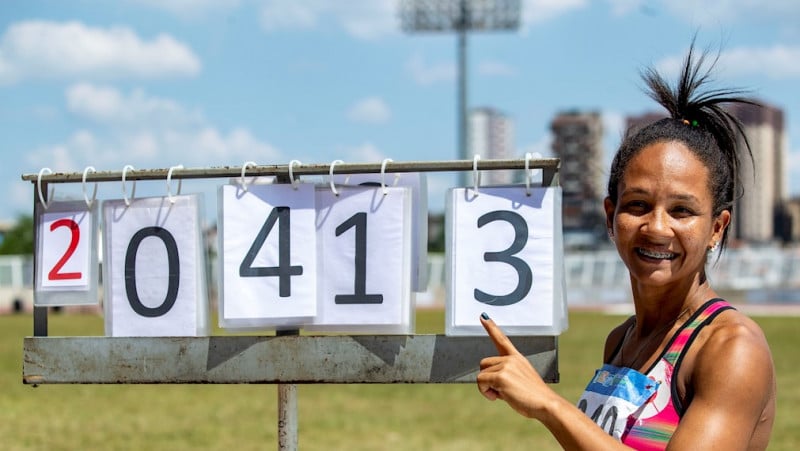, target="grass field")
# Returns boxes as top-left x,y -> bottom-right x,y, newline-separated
1,310 -> 797,450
